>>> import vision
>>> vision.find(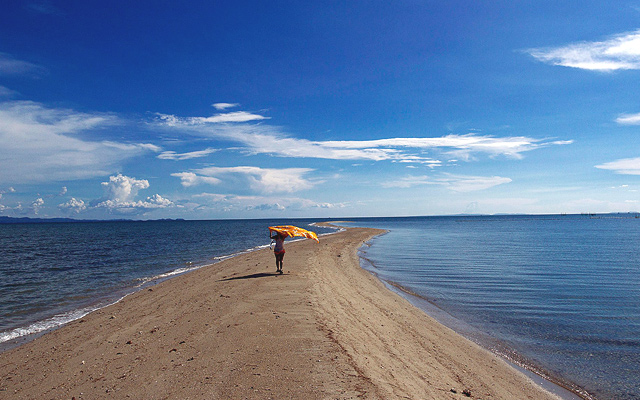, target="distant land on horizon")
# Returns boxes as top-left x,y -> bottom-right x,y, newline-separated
1,213 -> 639,224
0,216 -> 186,224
